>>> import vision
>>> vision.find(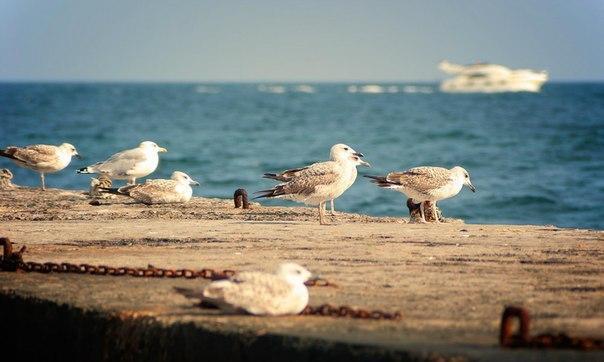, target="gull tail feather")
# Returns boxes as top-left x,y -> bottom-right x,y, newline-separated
98,184 -> 136,196
364,175 -> 398,188
97,187 -> 122,195
253,186 -> 286,199
262,173 -> 281,180
0,149 -> 18,161
77,162 -> 102,174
